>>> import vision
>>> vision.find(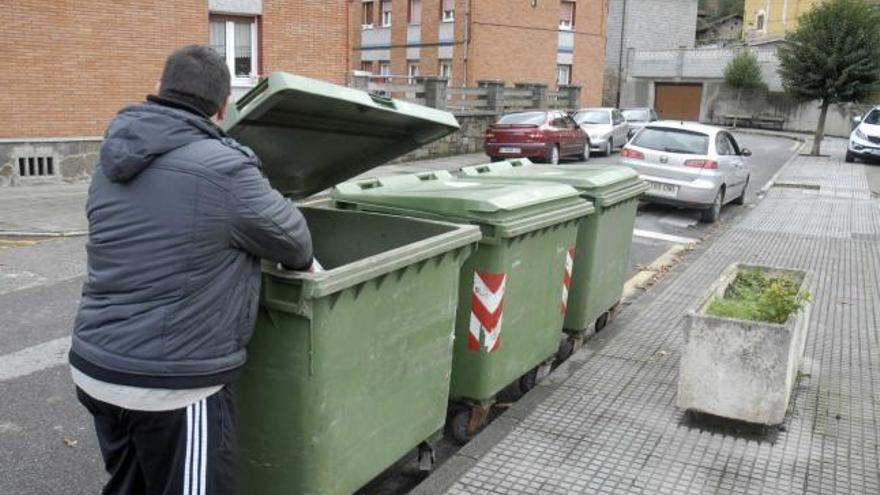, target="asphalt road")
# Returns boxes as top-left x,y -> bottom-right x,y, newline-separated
0,132 -> 798,495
